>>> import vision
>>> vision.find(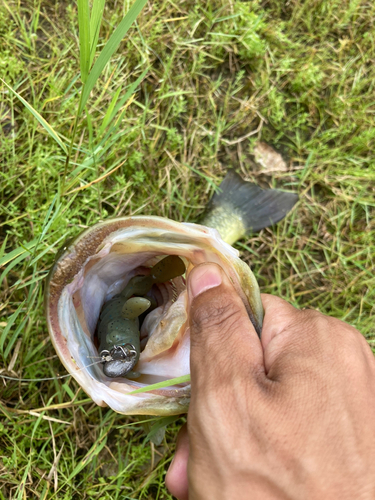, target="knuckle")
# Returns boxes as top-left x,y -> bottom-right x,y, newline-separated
298,308 -> 329,333
265,310 -> 332,378
333,322 -> 375,376
272,309 -> 373,379
271,309 -> 323,353
290,310 -> 331,349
